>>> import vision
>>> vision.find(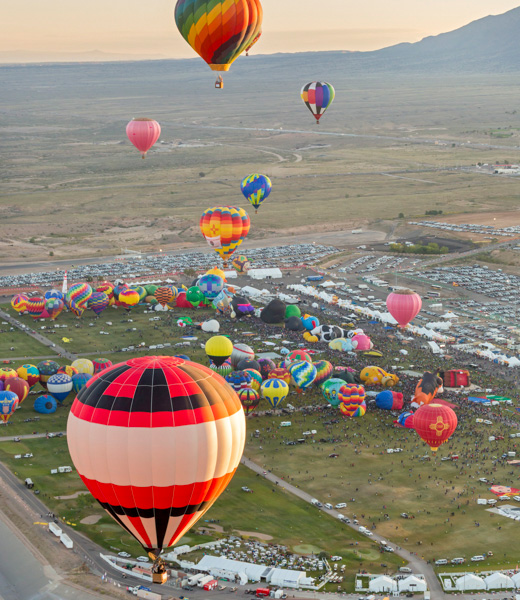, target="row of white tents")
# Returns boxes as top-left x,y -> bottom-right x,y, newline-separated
446,571 -> 520,591
369,575 -> 427,593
